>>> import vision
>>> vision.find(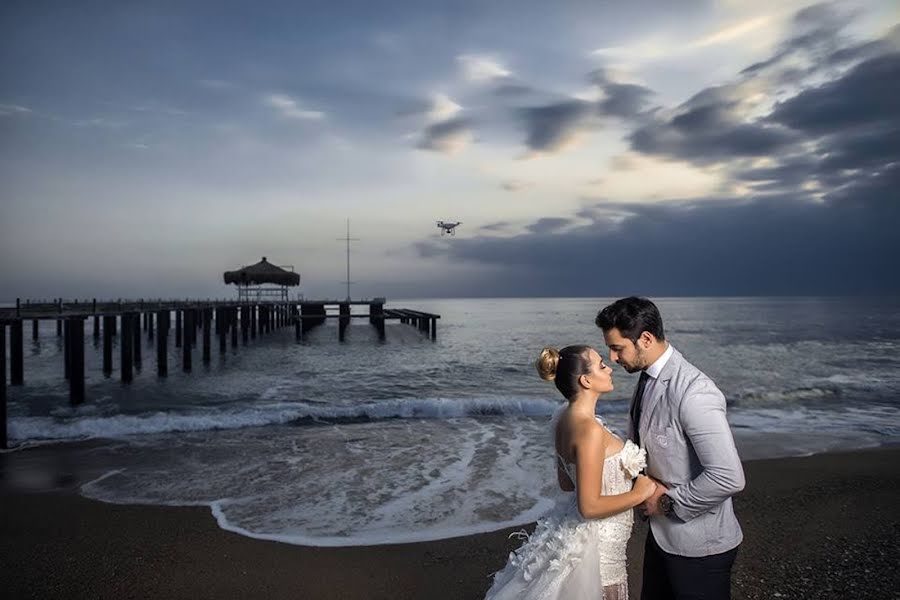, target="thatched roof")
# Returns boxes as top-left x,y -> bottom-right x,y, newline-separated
223,257 -> 300,286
